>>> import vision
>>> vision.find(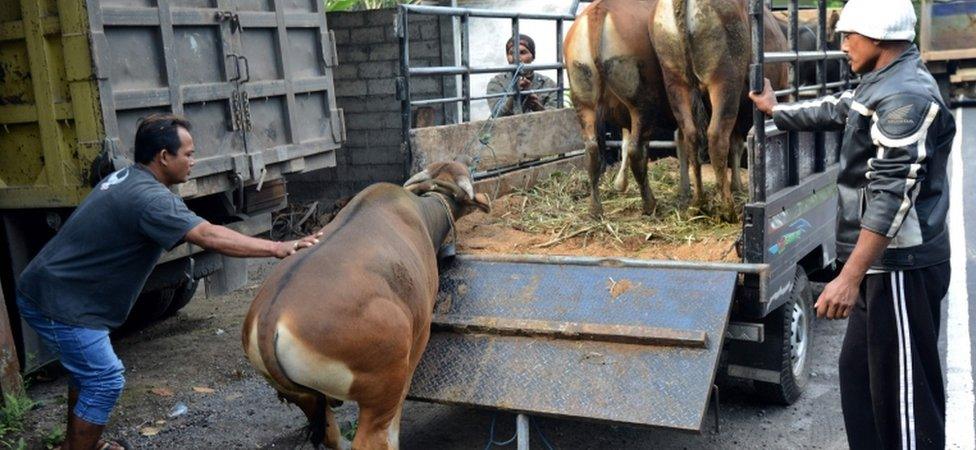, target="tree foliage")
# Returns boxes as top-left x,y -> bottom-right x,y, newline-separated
325,0 -> 419,12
